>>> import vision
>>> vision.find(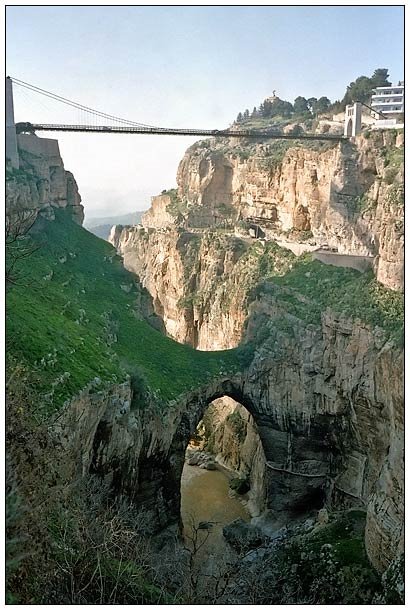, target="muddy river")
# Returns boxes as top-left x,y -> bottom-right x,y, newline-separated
180,463 -> 250,562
